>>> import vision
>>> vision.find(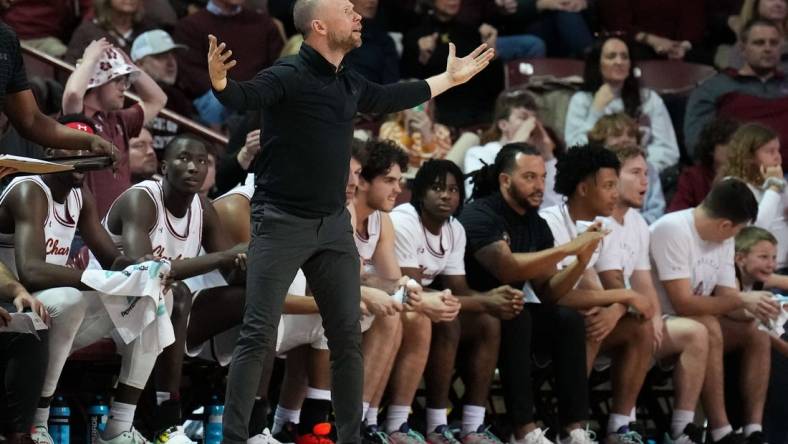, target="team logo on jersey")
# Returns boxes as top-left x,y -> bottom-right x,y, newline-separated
152,245 -> 183,261
45,238 -> 70,257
